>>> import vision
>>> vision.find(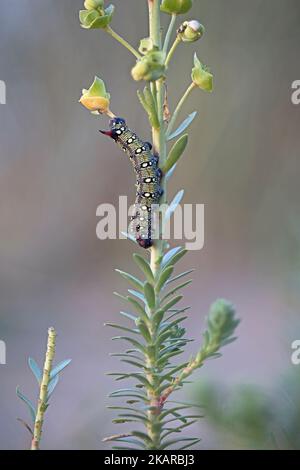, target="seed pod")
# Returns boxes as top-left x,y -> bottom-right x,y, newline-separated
131,51 -> 166,82
84,0 -> 104,11
191,53 -> 213,92
161,0 -> 193,15
178,20 -> 205,43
